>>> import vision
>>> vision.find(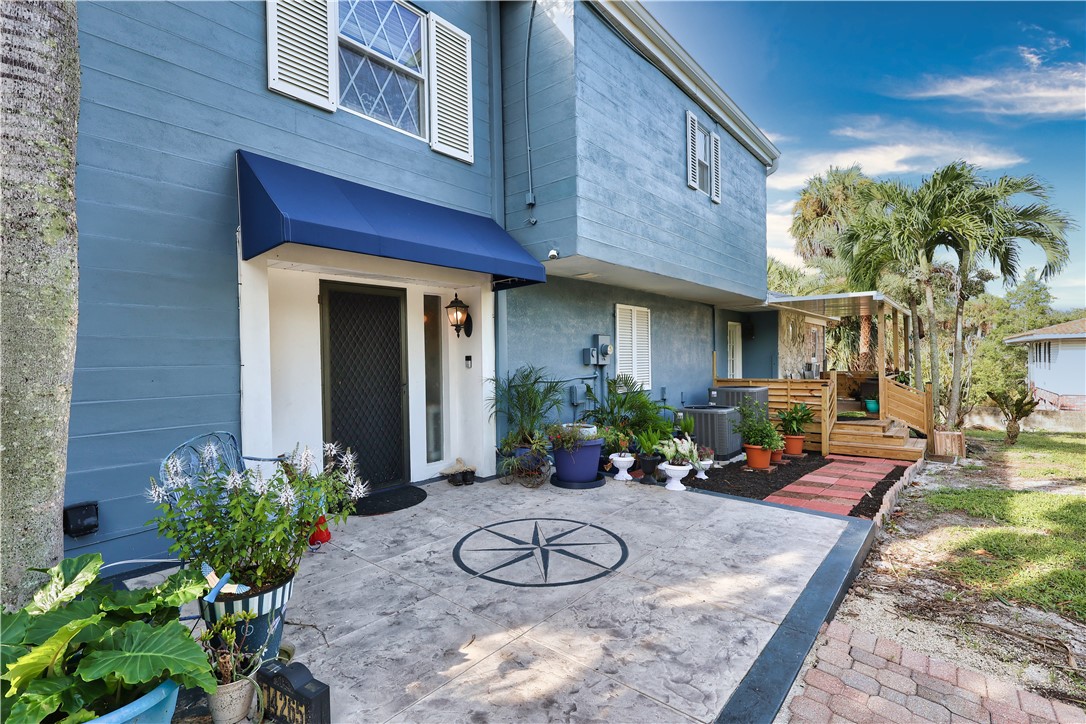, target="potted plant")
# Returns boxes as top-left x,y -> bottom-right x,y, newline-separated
634,429 -> 663,484
776,403 -> 814,455
199,611 -> 262,724
693,444 -> 715,480
733,400 -> 777,470
149,442 -> 368,661
547,423 -> 605,487
489,365 -> 565,481
769,430 -> 786,464
655,436 -> 698,491
676,413 -> 696,442
0,554 -> 215,723
582,374 -> 672,448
